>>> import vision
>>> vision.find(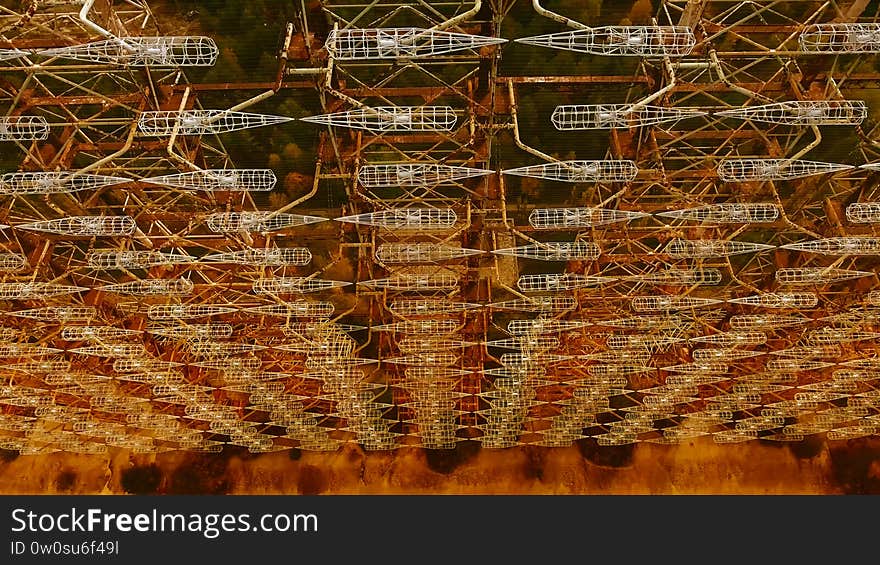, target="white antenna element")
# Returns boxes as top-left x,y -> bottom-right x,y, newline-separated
781,237 -> 880,255
517,273 -> 612,291
0,172 -> 129,195
373,319 -> 459,334
490,296 -> 577,312
799,23 -> 880,53
630,268 -> 722,286
205,212 -> 327,233
0,283 -> 86,300
0,253 -> 27,272
253,277 -> 349,294
492,241 -> 600,261
16,215 -> 136,236
326,28 -> 504,59
301,106 -> 457,132
0,49 -> 26,62
8,306 -> 96,321
728,293 -> 819,308
359,274 -> 459,291
715,100 -> 867,125
552,104 -> 705,129
390,299 -> 480,316
515,26 -> 695,57
148,324 -> 233,340
203,247 -> 312,266
87,250 -> 195,269
138,111 -> 294,136
765,359 -> 834,372
775,267 -> 872,284
729,314 -> 809,330
69,344 -> 147,358
60,326 -> 141,341
375,244 -> 482,264
39,37 -> 219,66
631,295 -> 723,311
143,169 -> 276,191
657,203 -> 780,223
502,160 -> 637,182
357,163 -> 490,187
0,116 -> 49,141
146,304 -> 237,320
243,302 -> 335,318
807,328 -> 880,344
846,202 -> 880,223
99,278 -> 194,296
336,207 -> 456,229
665,239 -> 774,258
528,207 -> 648,229
717,159 -> 853,182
